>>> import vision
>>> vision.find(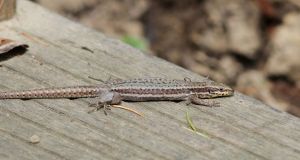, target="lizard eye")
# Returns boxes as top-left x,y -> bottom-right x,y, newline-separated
220,88 -> 224,91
